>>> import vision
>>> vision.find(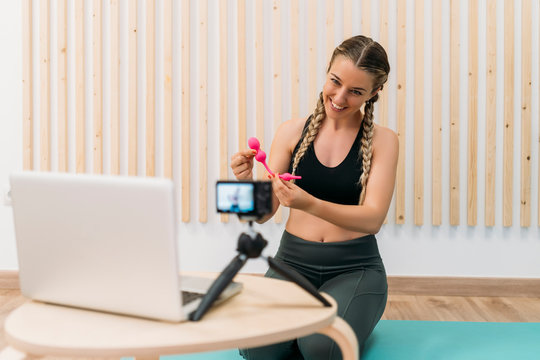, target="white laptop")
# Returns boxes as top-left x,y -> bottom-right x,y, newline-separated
9,171 -> 242,322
